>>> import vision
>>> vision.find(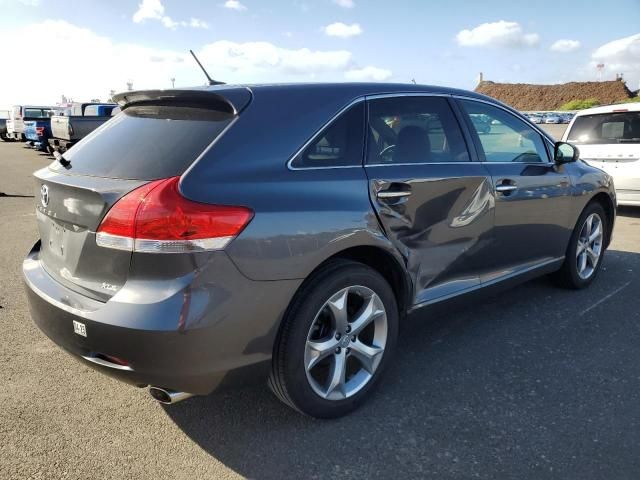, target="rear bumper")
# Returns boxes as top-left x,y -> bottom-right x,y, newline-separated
23,241 -> 301,395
